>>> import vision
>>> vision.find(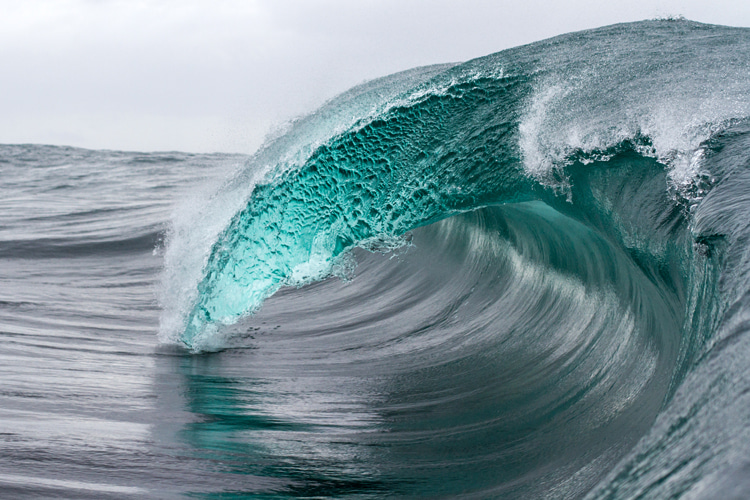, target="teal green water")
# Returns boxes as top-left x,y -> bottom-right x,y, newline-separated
182,73 -> 532,347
